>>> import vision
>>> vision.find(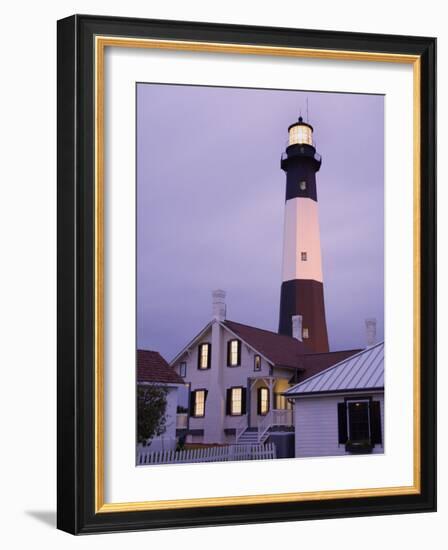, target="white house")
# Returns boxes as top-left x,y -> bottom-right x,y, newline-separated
170,290 -> 360,455
137,349 -> 185,453
284,342 -> 384,457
